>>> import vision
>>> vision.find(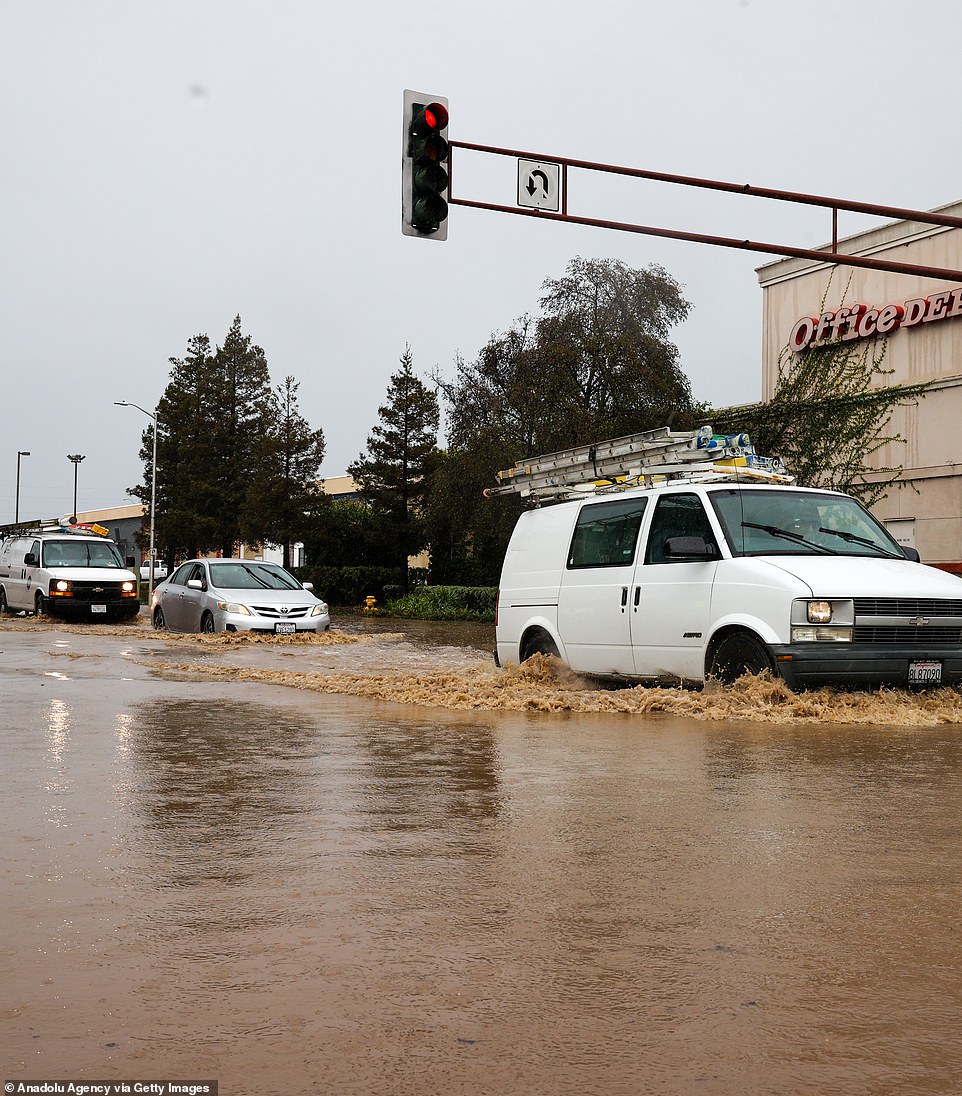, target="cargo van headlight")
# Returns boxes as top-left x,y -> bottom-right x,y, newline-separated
807,600 -> 833,624
791,599 -> 854,643
51,579 -> 73,597
121,581 -> 137,597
